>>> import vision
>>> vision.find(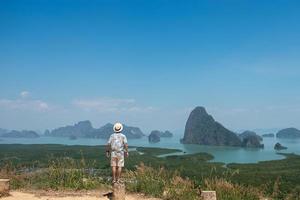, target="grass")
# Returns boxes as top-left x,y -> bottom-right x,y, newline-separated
203,178 -> 261,200
125,163 -> 201,200
228,153 -> 300,198
125,163 -> 260,200
0,155 -> 107,190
